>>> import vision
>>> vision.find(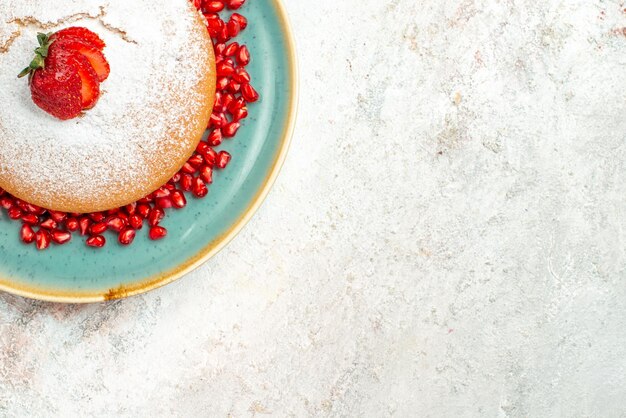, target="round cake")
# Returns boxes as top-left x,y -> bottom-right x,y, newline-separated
0,0 -> 215,213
